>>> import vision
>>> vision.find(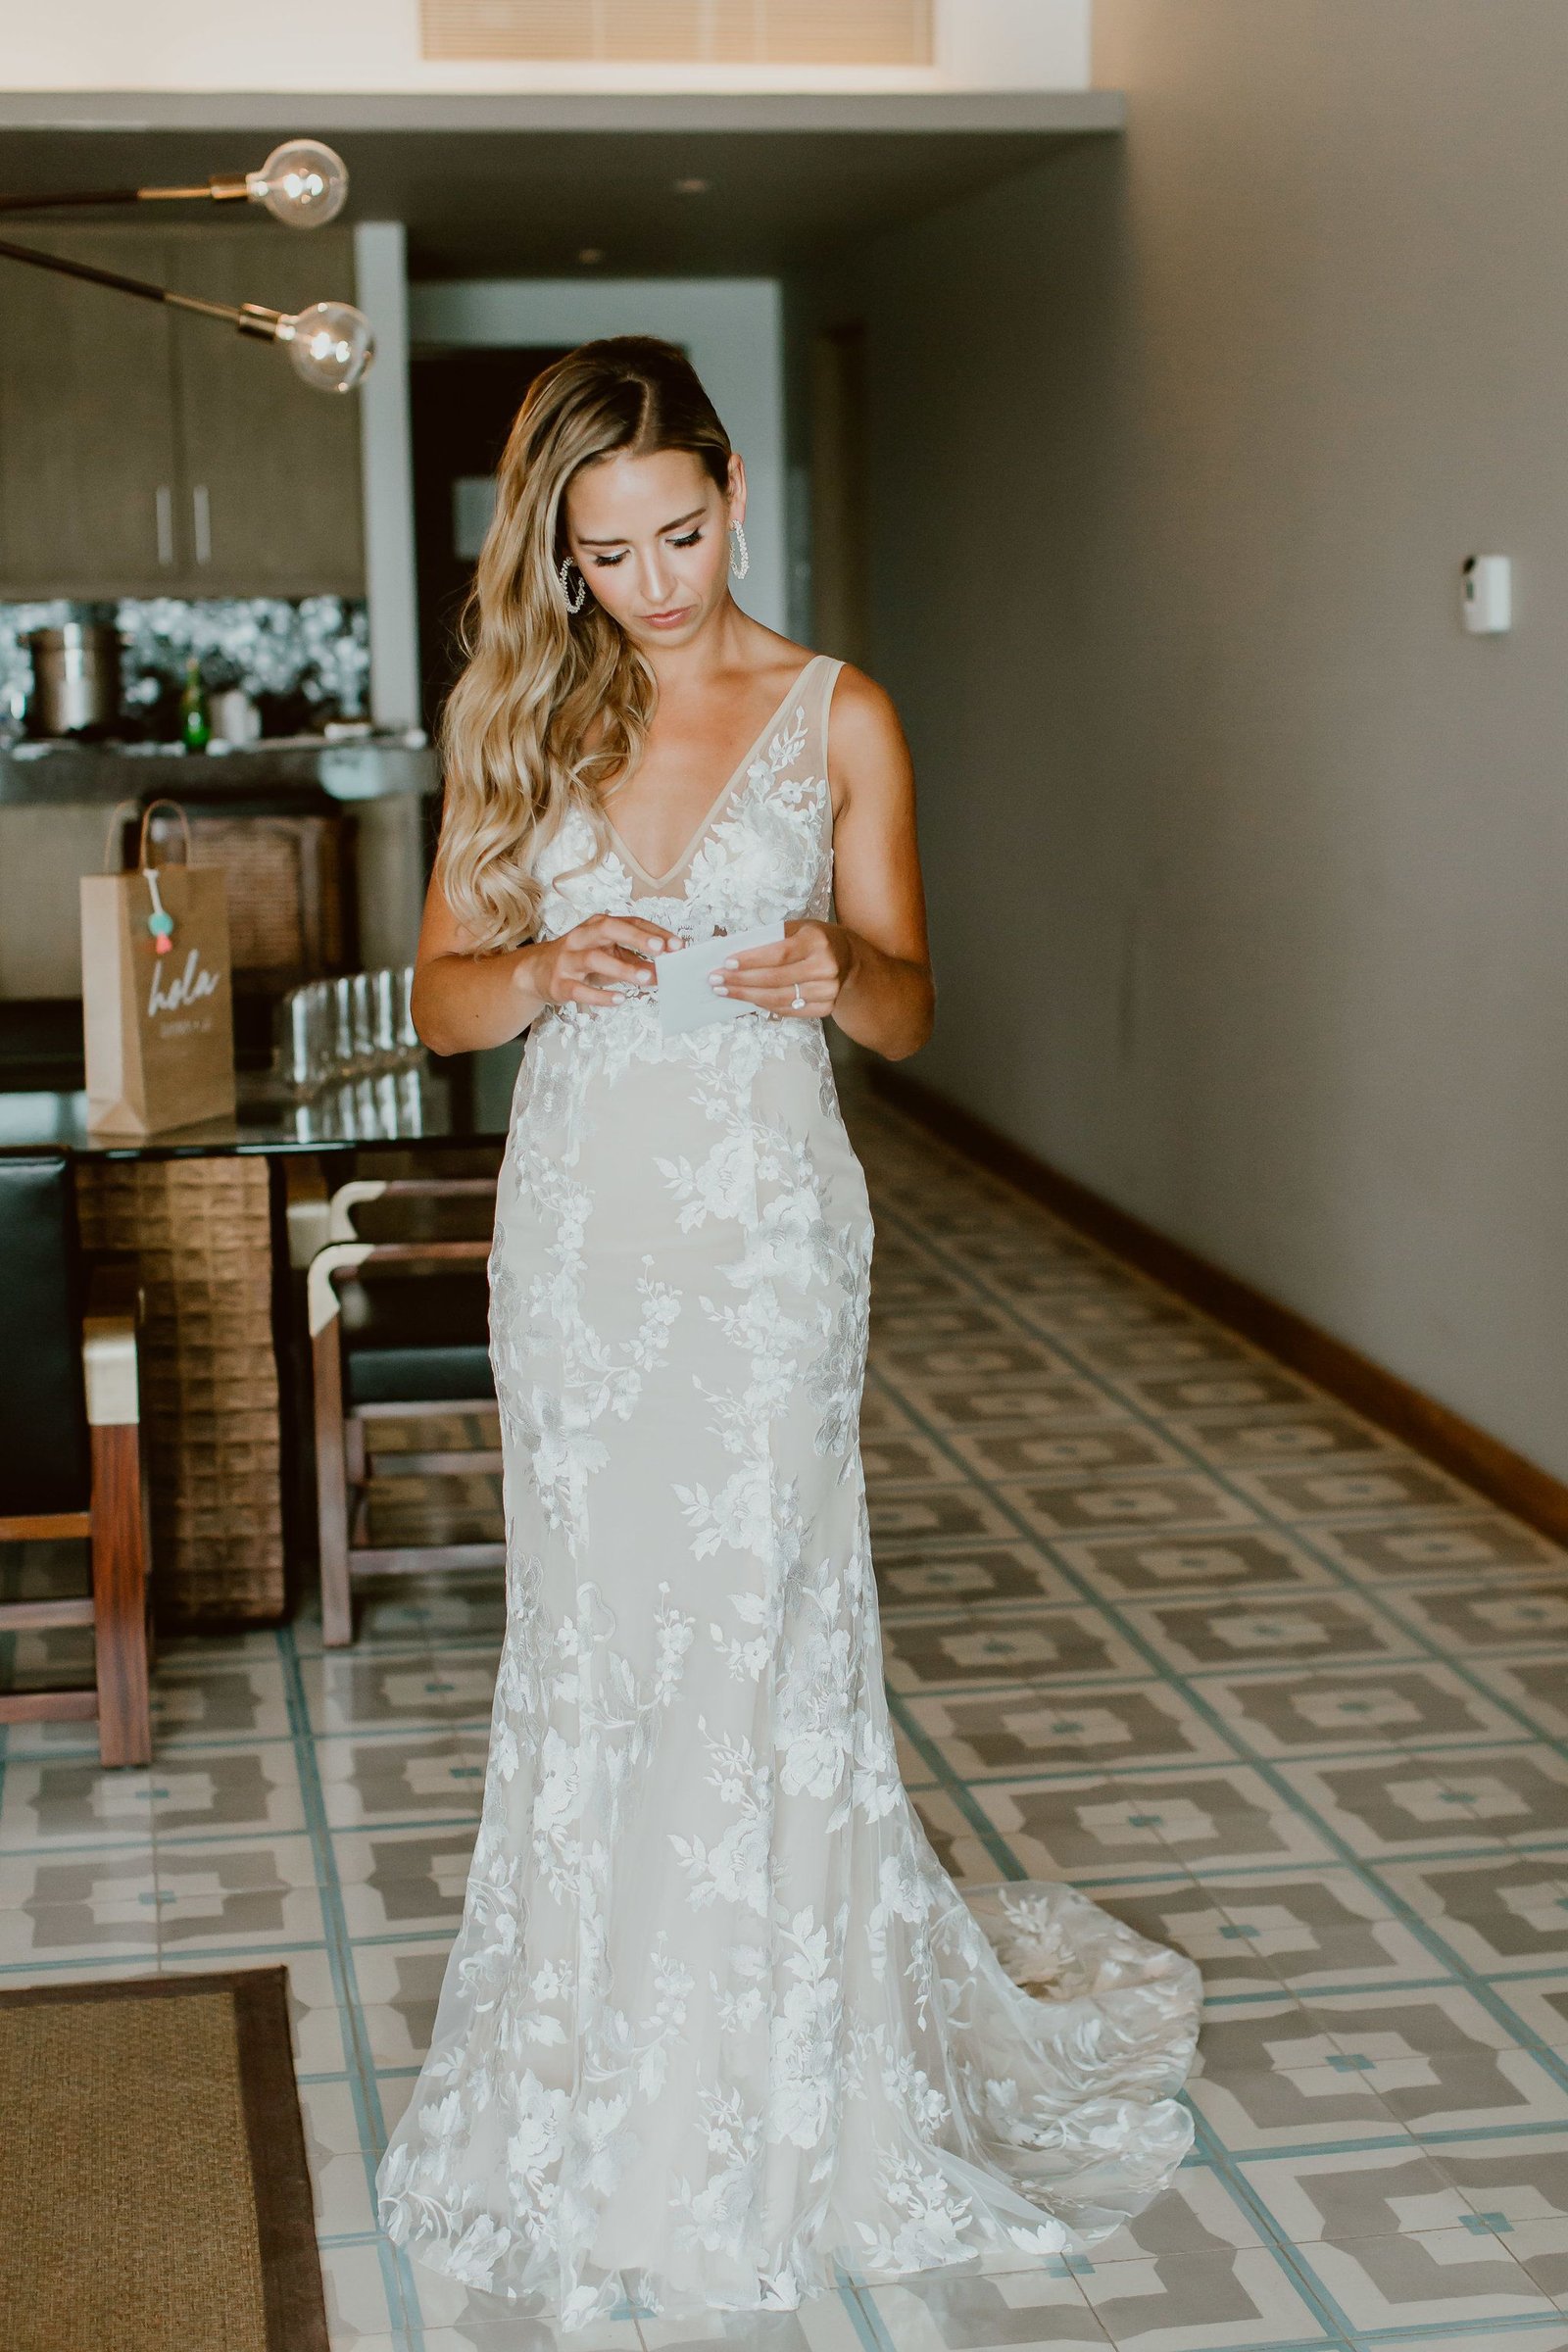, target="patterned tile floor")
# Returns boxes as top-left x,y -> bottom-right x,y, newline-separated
3,1081 -> 1568,2352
